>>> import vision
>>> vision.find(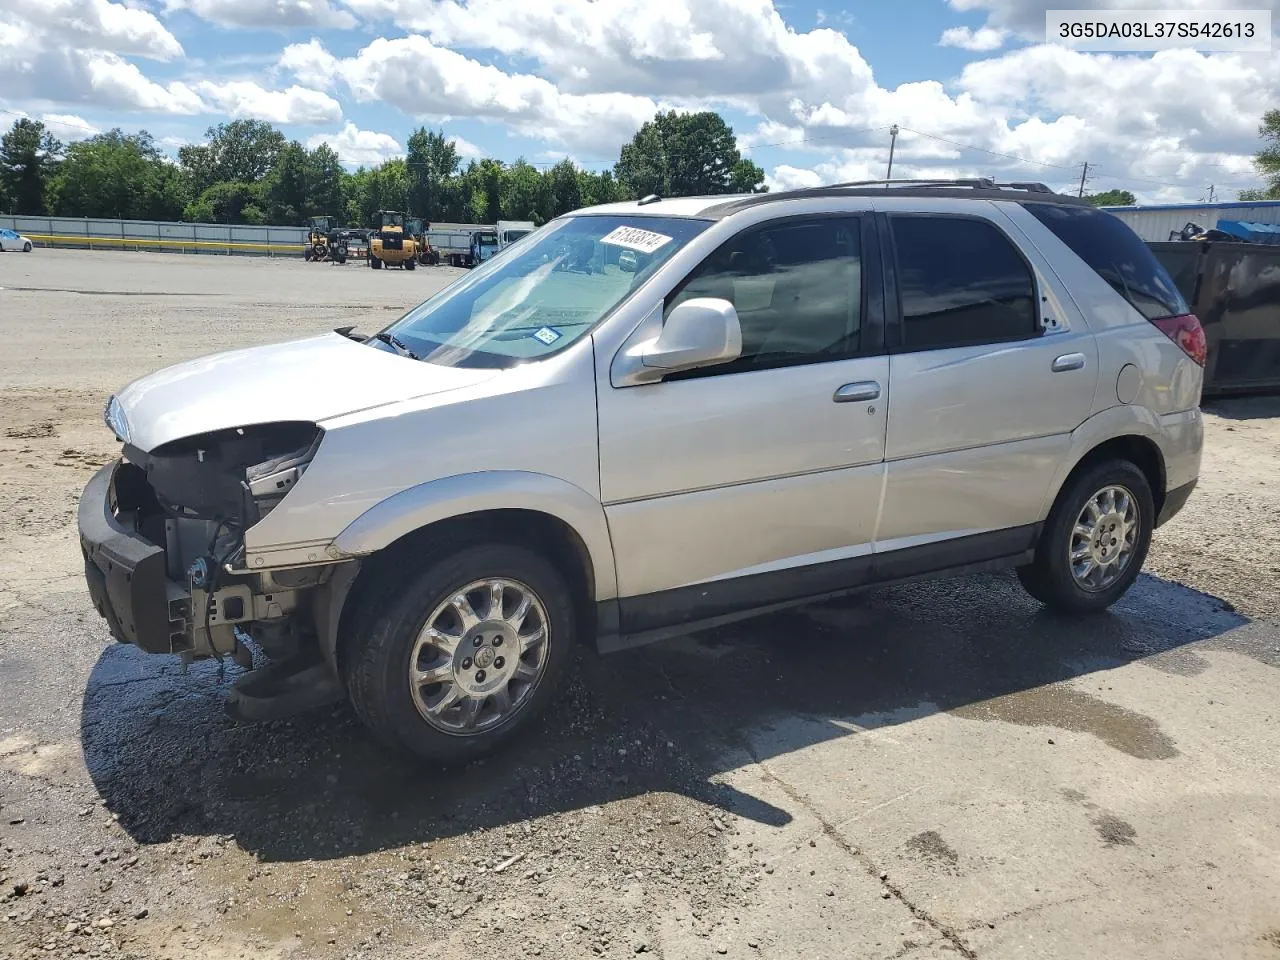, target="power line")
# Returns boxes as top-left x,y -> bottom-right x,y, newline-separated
896,126 -> 1081,172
